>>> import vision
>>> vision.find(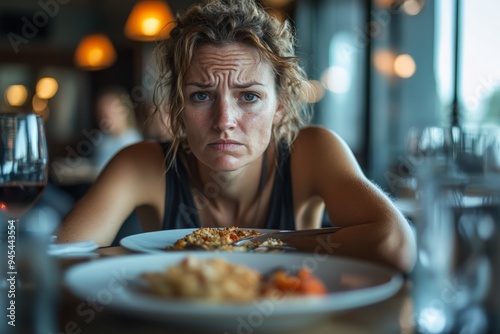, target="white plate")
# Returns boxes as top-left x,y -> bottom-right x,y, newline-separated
120,228 -> 277,253
64,252 -> 404,331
